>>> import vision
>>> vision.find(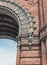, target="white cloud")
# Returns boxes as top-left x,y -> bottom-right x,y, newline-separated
0,47 -> 17,65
